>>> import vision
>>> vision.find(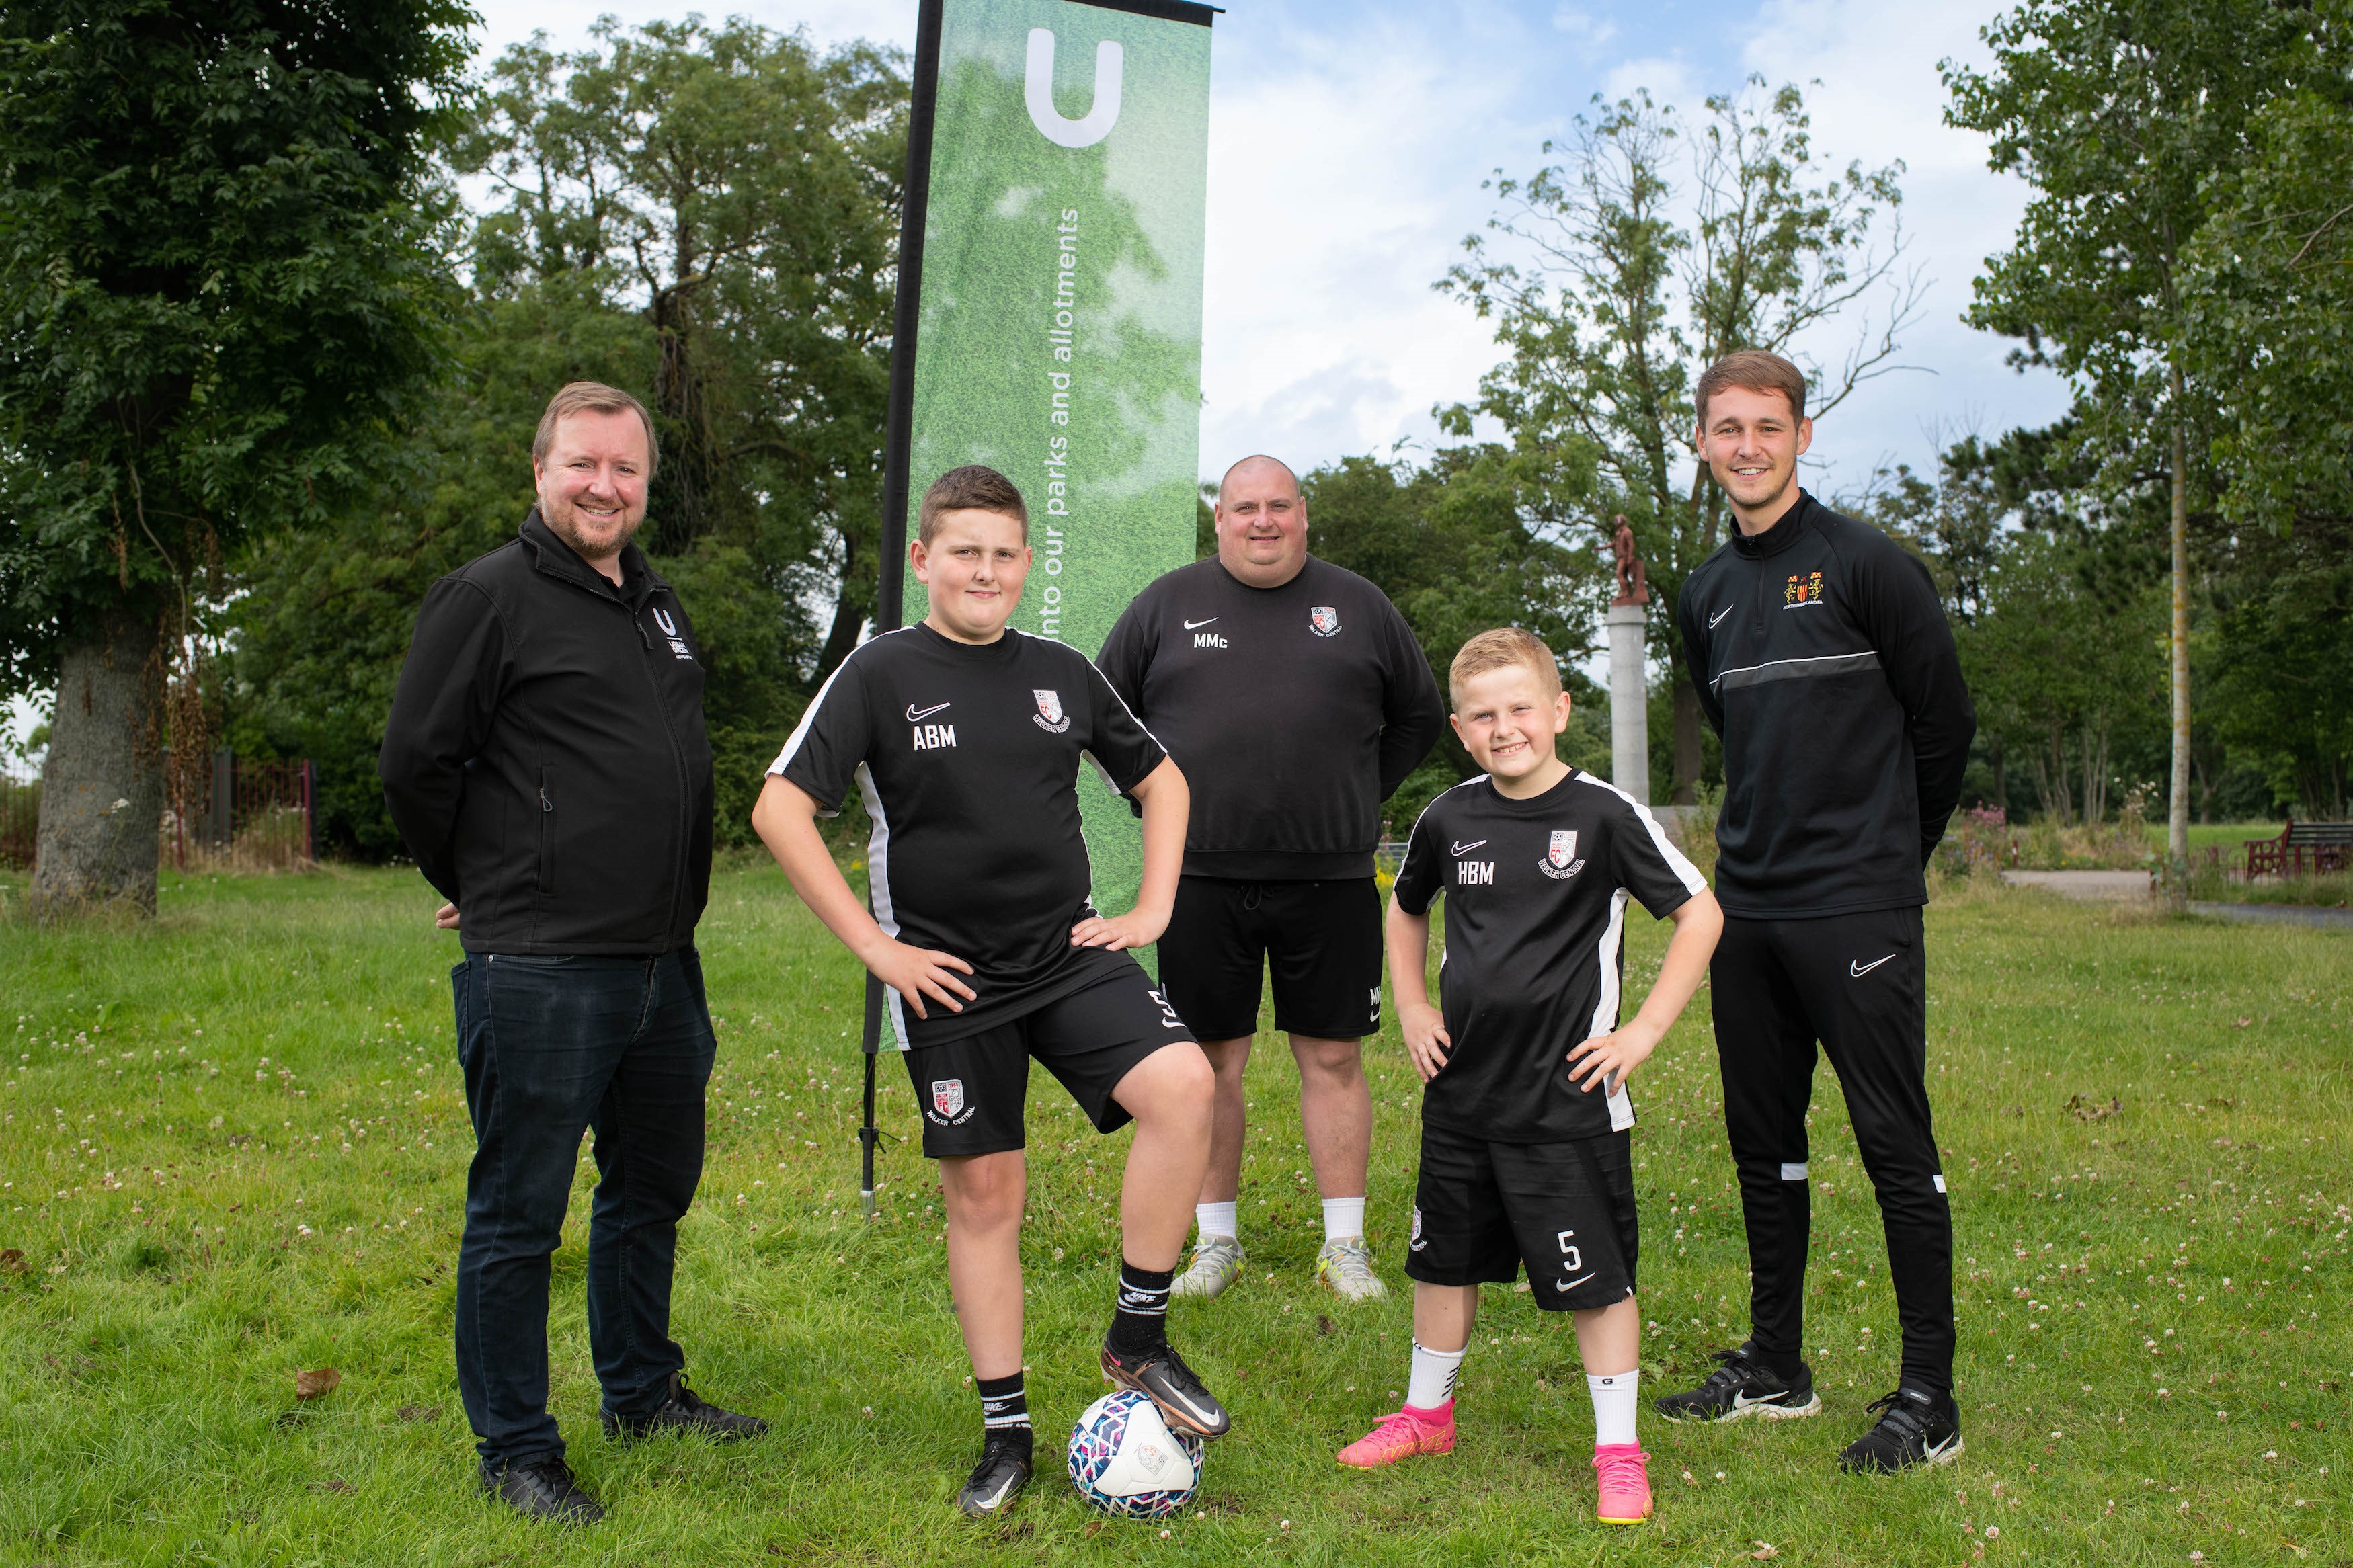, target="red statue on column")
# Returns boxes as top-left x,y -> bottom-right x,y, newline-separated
1609,515 -> 1649,607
